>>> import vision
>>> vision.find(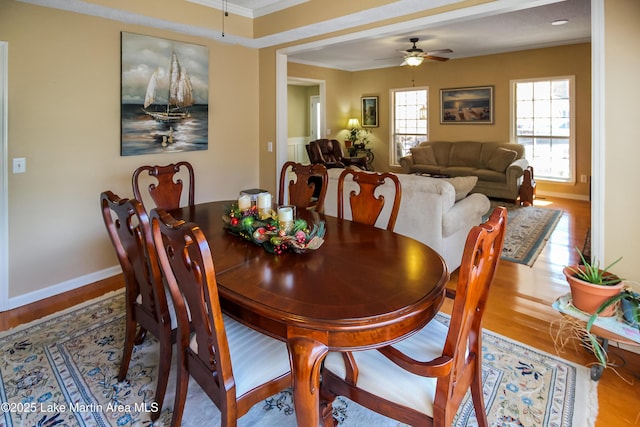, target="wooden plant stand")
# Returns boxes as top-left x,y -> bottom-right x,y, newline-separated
519,166 -> 536,206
